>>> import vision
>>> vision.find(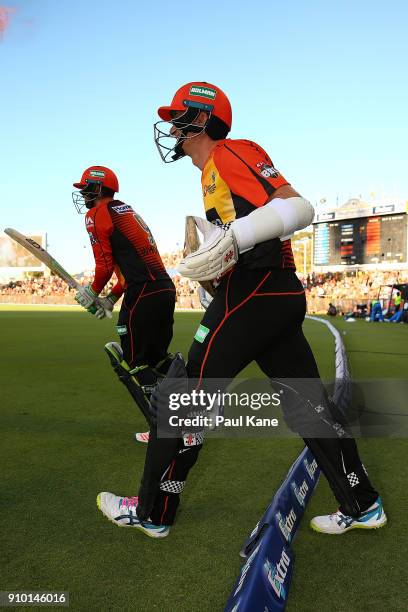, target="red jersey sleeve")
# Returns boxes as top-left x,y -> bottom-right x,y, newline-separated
85,204 -> 115,294
213,139 -> 289,207
110,279 -> 124,298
